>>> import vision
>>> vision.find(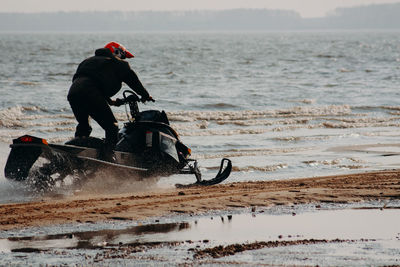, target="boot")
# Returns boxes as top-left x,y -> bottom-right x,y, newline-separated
98,142 -> 116,163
